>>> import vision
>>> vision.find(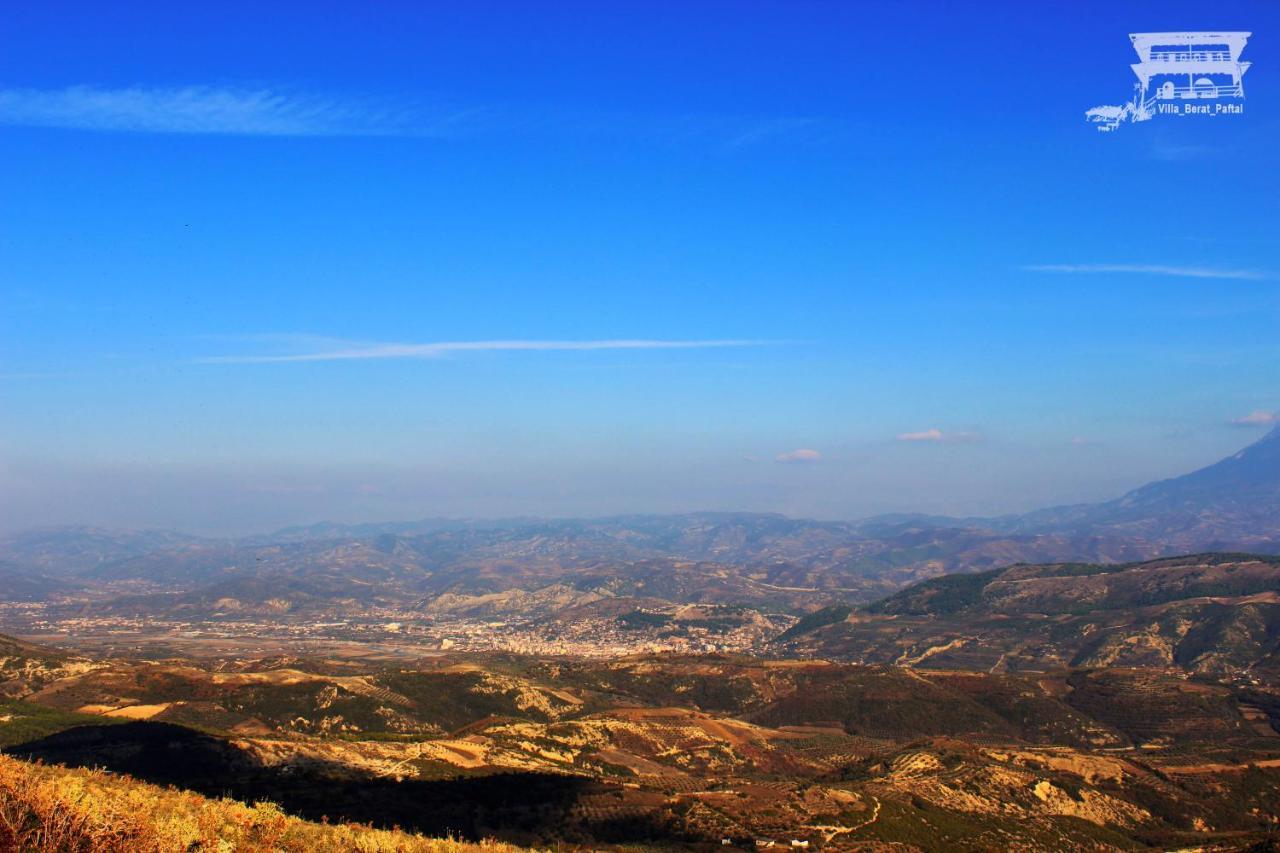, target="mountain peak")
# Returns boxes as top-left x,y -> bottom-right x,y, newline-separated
1122,426 -> 1279,499
998,424 -> 1280,551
